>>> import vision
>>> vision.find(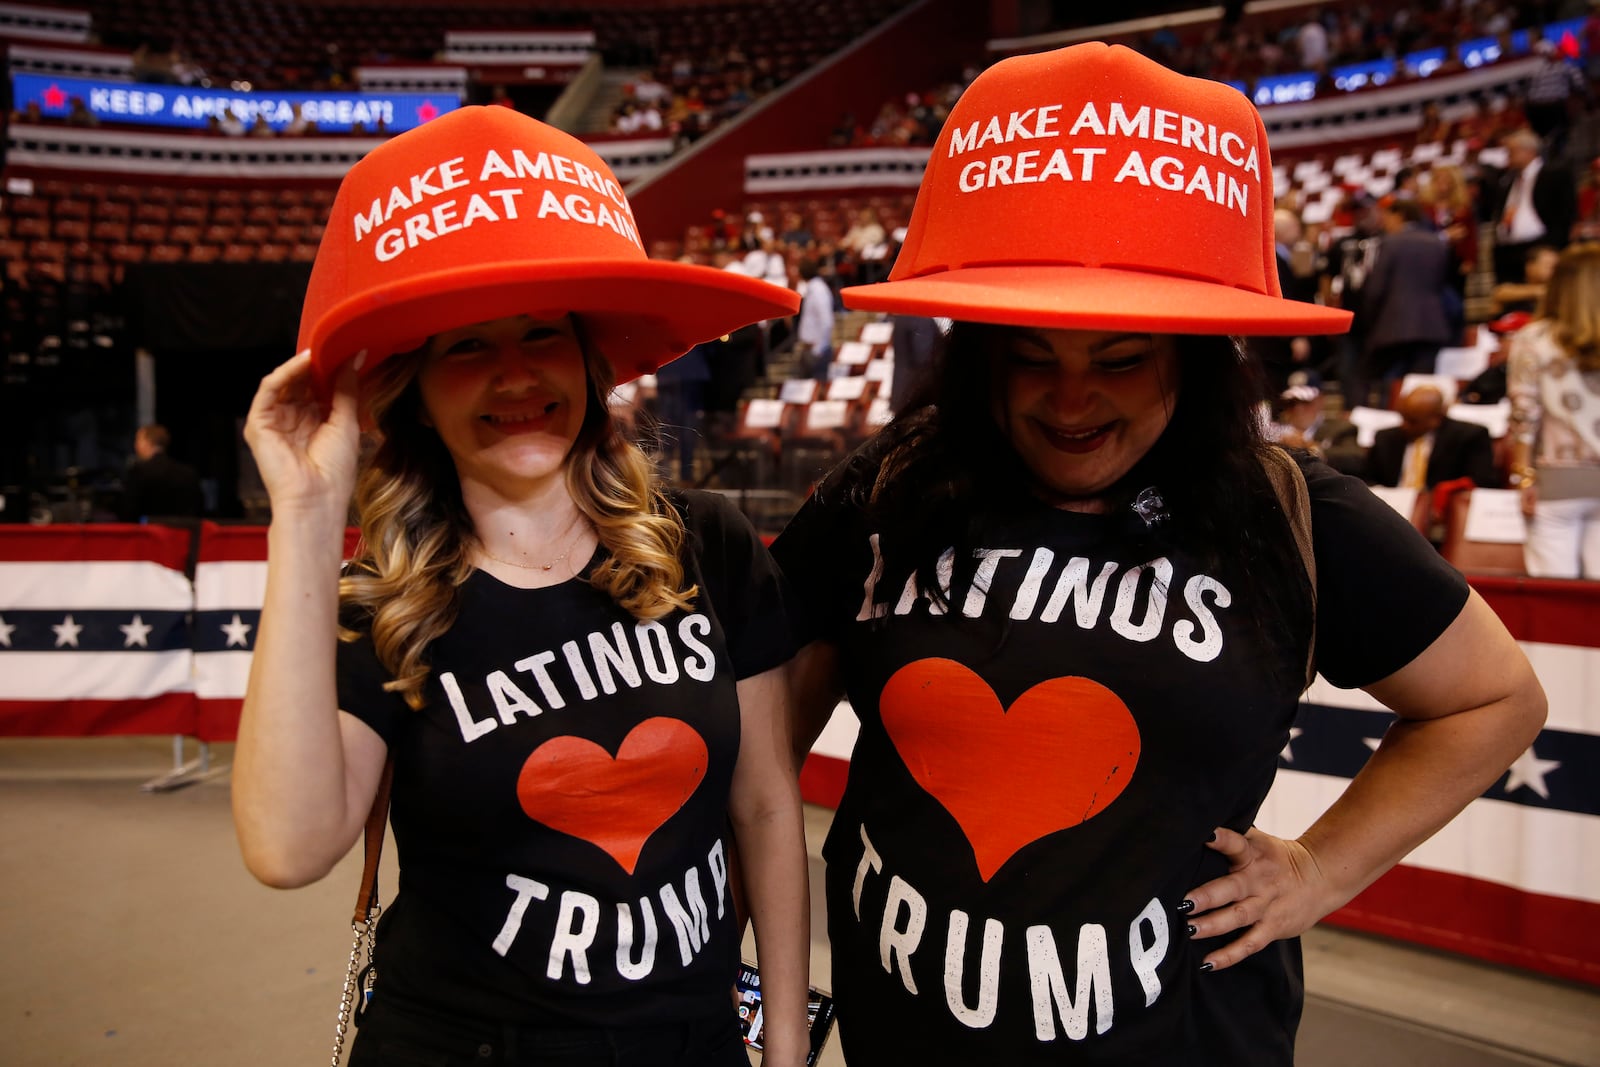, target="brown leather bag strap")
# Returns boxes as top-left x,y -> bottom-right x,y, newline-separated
1259,446 -> 1318,692
353,757 -> 394,926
